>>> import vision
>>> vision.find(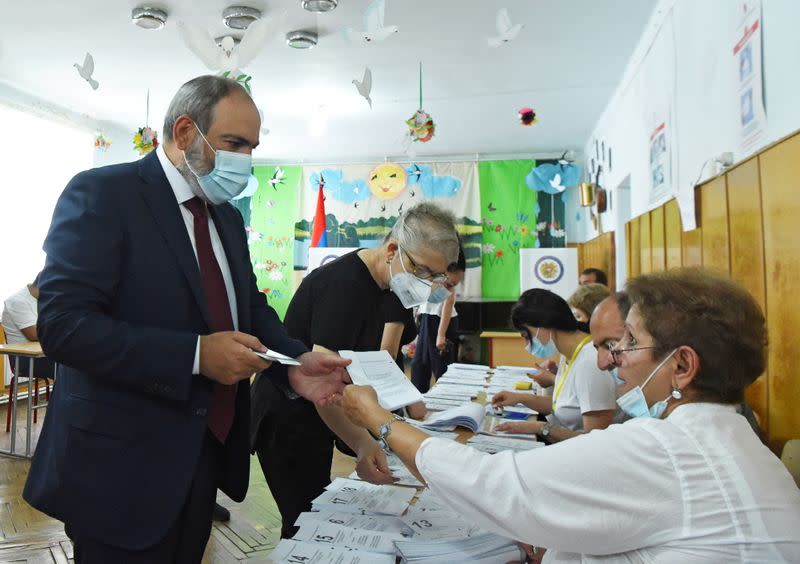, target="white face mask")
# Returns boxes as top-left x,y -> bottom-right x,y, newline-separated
388,252 -> 432,309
